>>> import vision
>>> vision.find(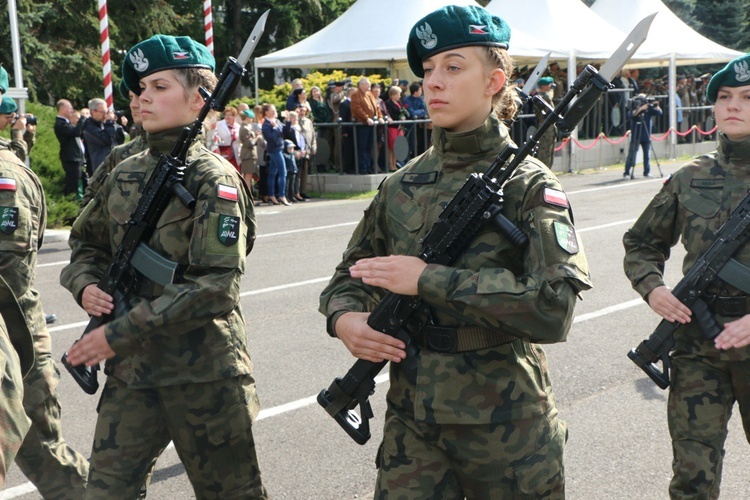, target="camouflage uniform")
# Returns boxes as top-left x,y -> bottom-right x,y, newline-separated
0,201 -> 33,488
0,141 -> 89,497
623,133 -> 750,499
81,130 -> 147,208
0,127 -> 35,162
320,113 -> 592,498
60,128 -> 267,499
